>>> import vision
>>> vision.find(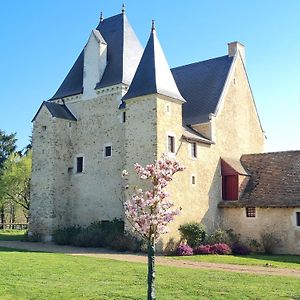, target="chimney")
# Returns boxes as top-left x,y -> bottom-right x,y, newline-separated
228,41 -> 245,64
